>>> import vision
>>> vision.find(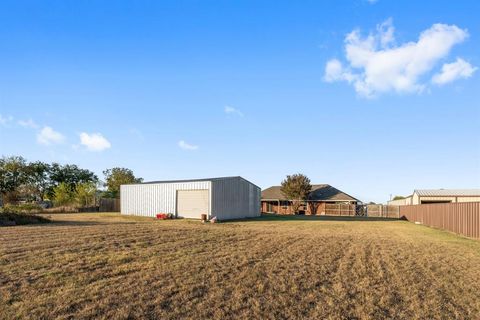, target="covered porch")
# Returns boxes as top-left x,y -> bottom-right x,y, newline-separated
261,200 -> 326,215
261,200 -> 357,216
